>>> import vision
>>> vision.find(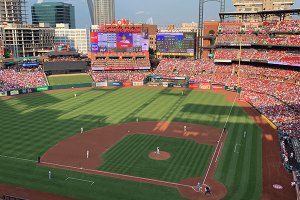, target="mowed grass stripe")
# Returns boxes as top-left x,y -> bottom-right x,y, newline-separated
0,88 -> 262,200
101,135 -> 156,172
161,139 -> 191,180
